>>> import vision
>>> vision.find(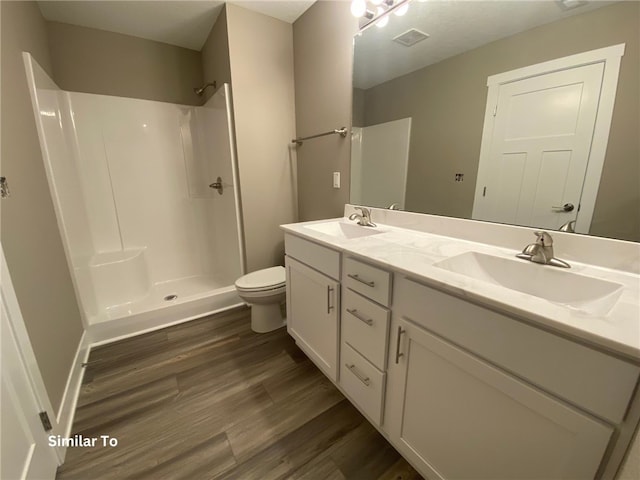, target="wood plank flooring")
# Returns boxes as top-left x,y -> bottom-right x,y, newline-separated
57,307 -> 422,480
